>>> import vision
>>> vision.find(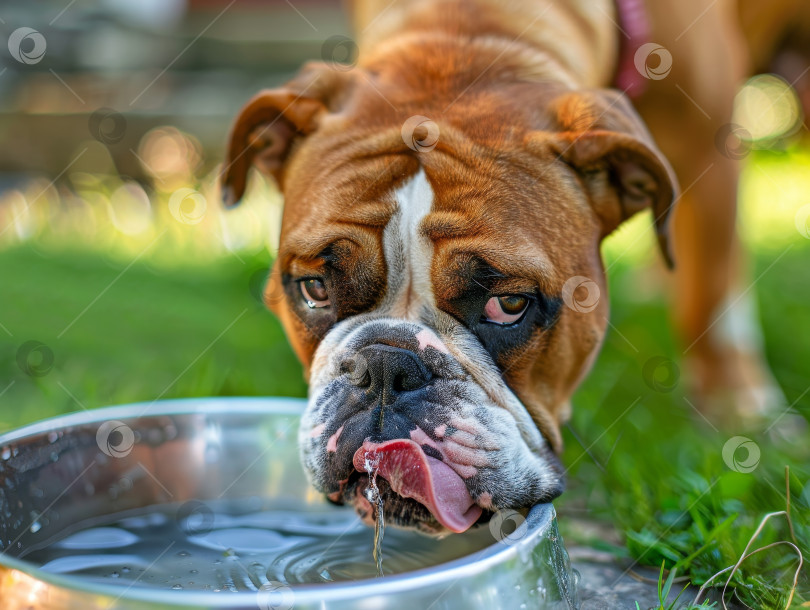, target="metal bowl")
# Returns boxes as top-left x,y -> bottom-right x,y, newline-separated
0,397 -> 579,609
